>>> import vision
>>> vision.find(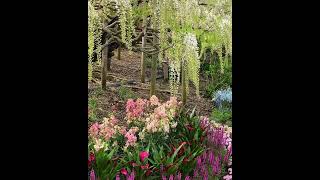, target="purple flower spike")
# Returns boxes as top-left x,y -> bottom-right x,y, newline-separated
162,175 -> 167,180
127,170 -> 135,180
209,151 -> 214,165
202,151 -> 207,160
185,176 -> 191,180
193,168 -> 198,178
169,175 -> 174,180
196,157 -> 202,168
177,172 -> 182,180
